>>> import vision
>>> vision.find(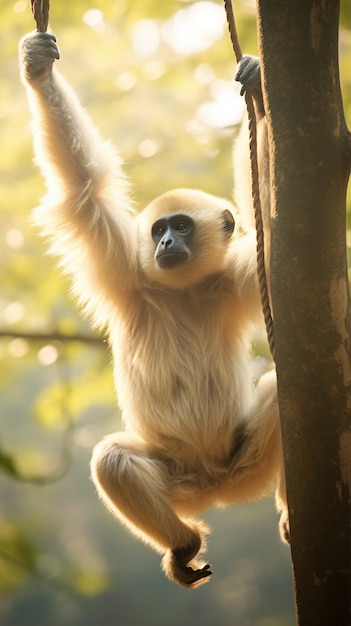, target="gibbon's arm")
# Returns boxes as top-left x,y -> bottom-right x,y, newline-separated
231,54 -> 271,317
19,32 -> 137,325
225,228 -> 262,321
234,55 -> 271,252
